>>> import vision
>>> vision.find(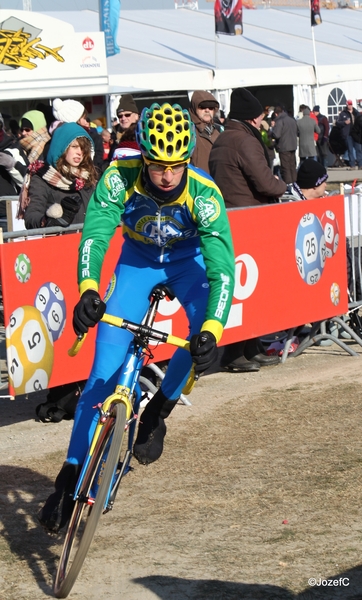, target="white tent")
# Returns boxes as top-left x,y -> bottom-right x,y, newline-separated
2,6 -> 362,117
